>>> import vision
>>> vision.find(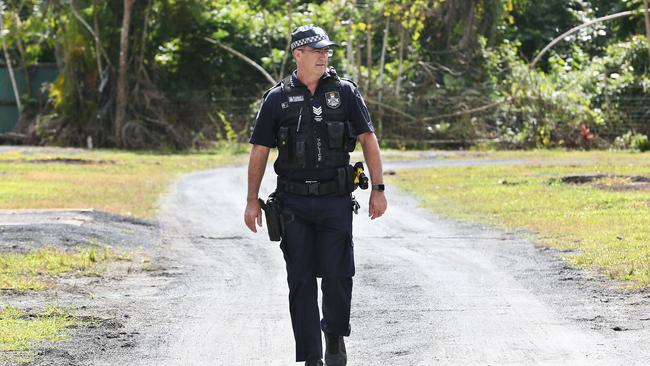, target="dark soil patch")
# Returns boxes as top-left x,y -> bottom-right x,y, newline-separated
0,158 -> 117,165
0,210 -> 156,254
558,174 -> 650,192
